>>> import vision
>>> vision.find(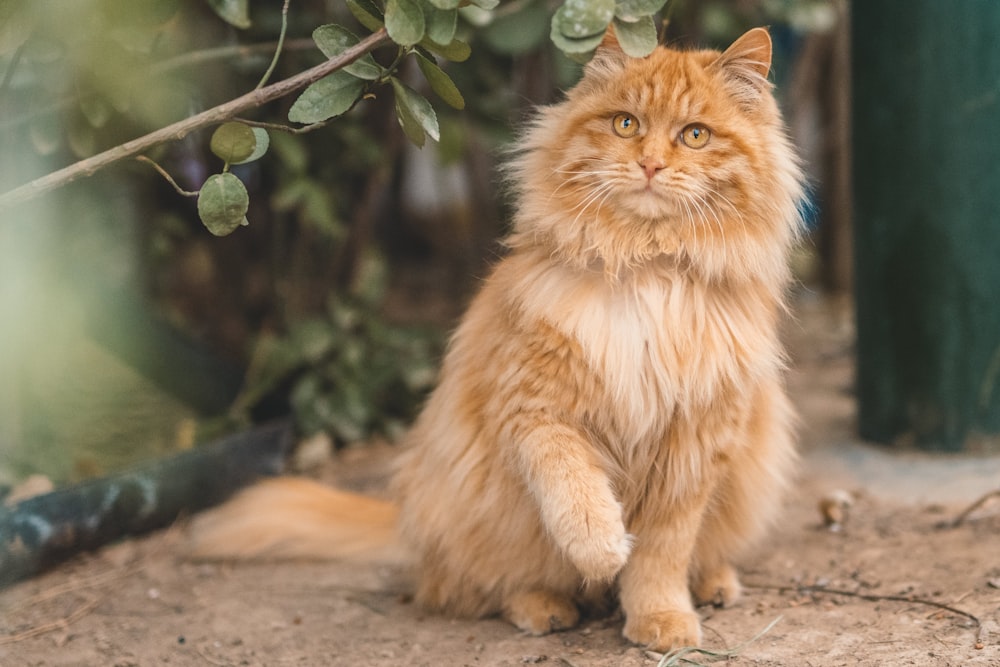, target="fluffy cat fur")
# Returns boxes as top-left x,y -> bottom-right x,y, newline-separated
189,27 -> 803,652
